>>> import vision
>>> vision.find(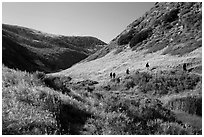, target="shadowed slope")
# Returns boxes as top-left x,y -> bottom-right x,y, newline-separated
2,24 -> 107,73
